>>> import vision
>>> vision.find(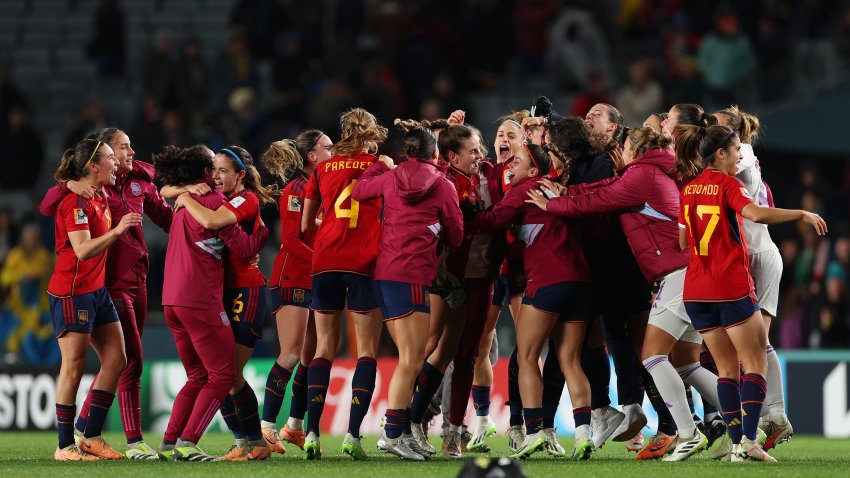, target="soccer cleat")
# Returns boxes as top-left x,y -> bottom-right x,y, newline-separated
711,432 -> 732,461
342,433 -> 368,461
381,430 -> 425,461
73,425 -> 85,443
507,425 -> 526,453
572,424 -> 594,460
303,431 -> 322,460
662,429 -> 708,462
281,424 -> 306,450
730,443 -> 746,462
376,435 -> 388,452
509,430 -> 547,460
625,432 -> 644,452
125,441 -> 158,460
242,441 -> 272,461
78,436 -> 125,460
55,443 -> 99,461
221,445 -> 248,462
174,443 -> 218,462
156,441 -> 175,461
612,403 -> 647,442
411,422 -> 436,456
442,430 -> 463,459
739,436 -> 777,462
760,415 -> 793,450
404,433 -> 431,459
460,429 -> 486,453
262,427 -> 287,454
467,417 -> 496,452
590,405 -> 625,449
704,416 -> 727,449
635,432 -> 675,460
543,428 -> 566,457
